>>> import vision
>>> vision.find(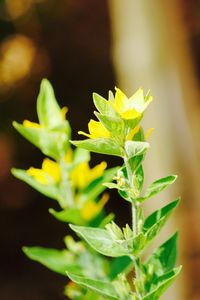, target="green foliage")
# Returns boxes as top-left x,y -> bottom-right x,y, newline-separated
12,81 -> 181,299
72,139 -> 122,157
